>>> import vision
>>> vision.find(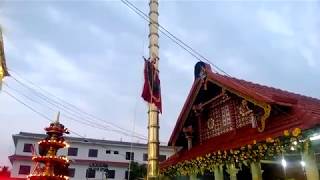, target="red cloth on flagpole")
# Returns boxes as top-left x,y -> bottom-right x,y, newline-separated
141,58 -> 162,113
